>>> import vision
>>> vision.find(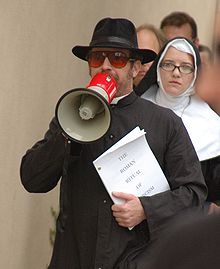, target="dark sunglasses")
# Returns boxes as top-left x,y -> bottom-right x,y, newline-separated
87,51 -> 135,68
